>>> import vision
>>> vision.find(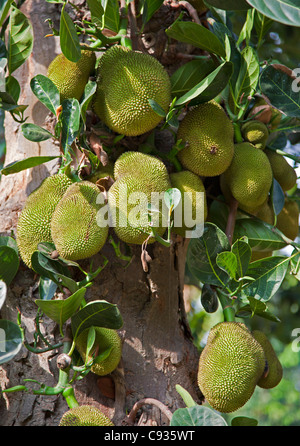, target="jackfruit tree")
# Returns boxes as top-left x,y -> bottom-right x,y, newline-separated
0,0 -> 299,429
